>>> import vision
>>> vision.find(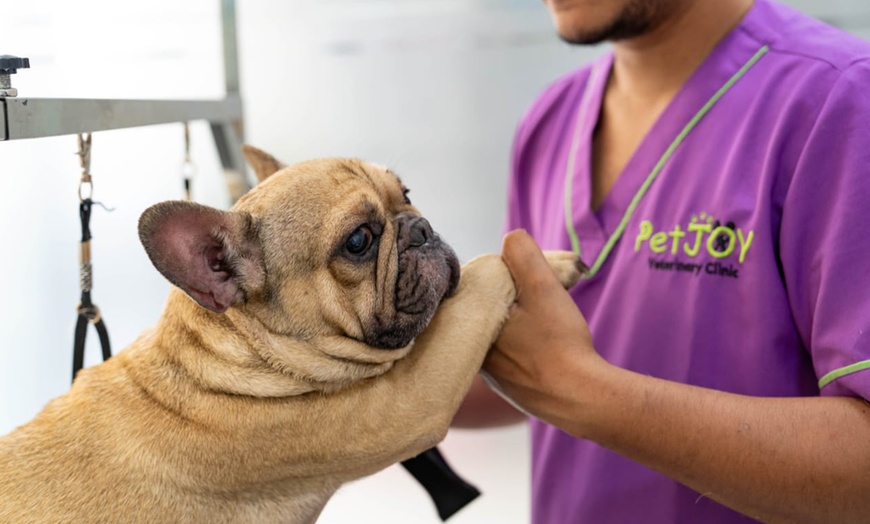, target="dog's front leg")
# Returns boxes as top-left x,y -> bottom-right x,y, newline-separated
305,251 -> 580,481
388,250 -> 582,442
